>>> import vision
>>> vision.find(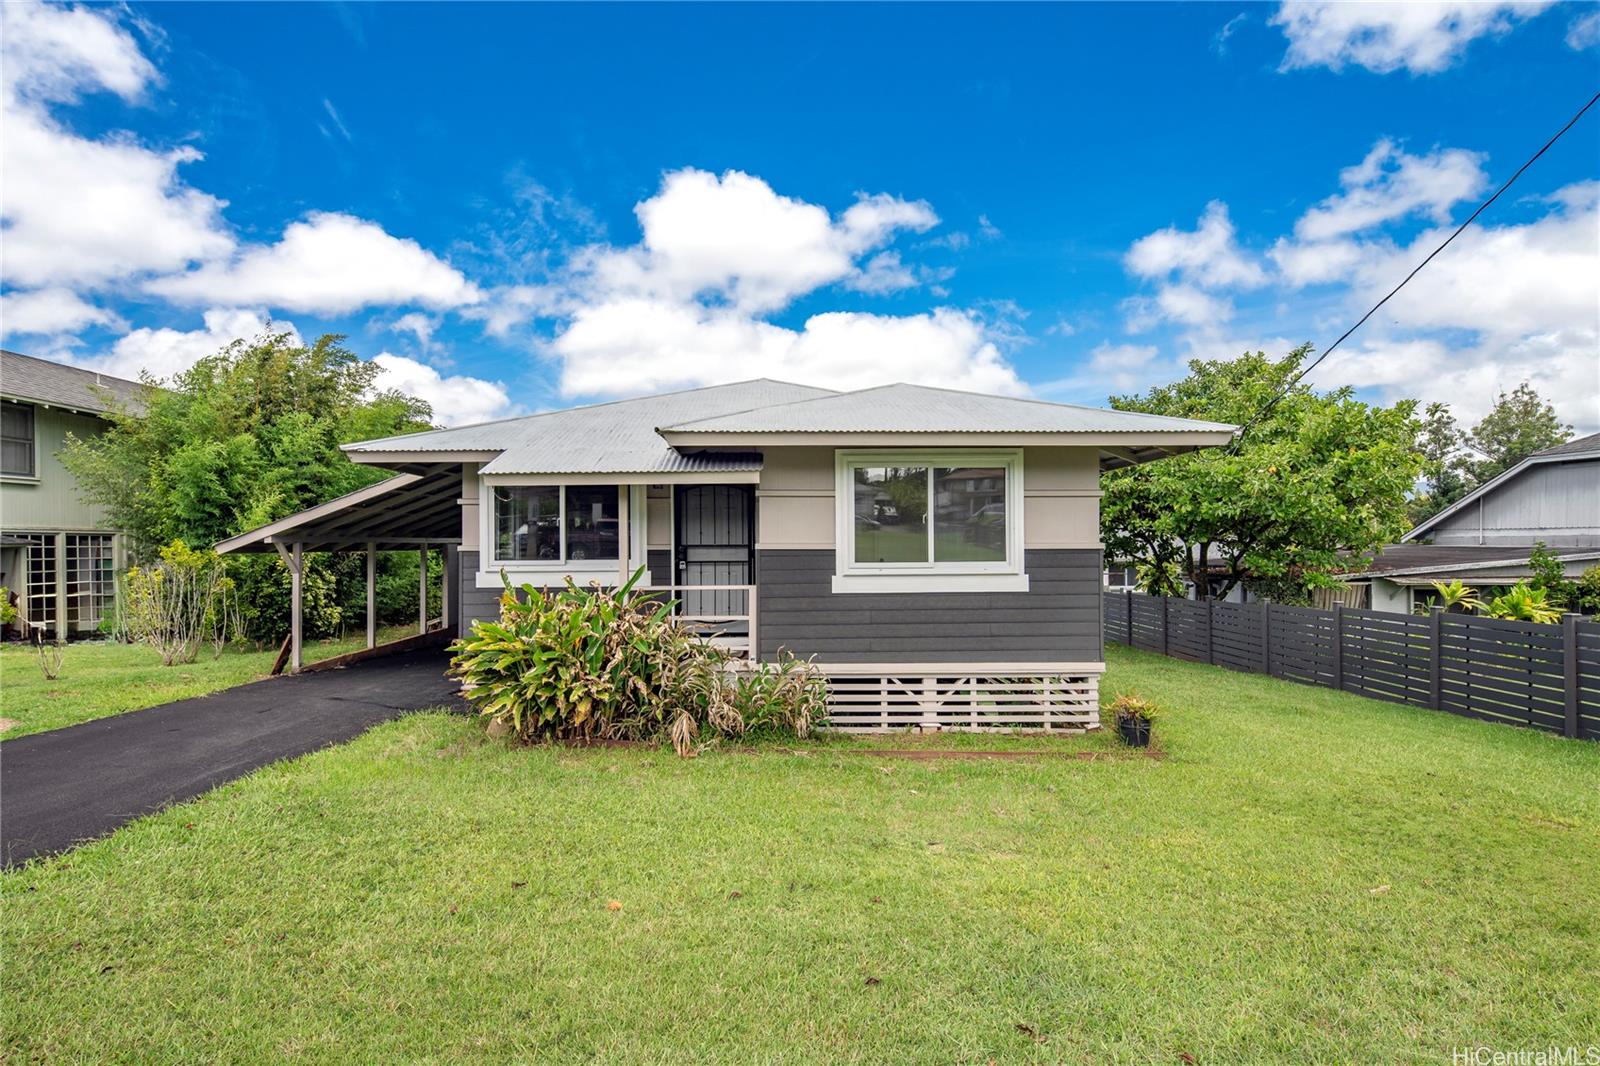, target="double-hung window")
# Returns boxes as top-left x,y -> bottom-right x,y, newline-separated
492,485 -> 619,564
1,402 -> 36,478
836,450 -> 1023,589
